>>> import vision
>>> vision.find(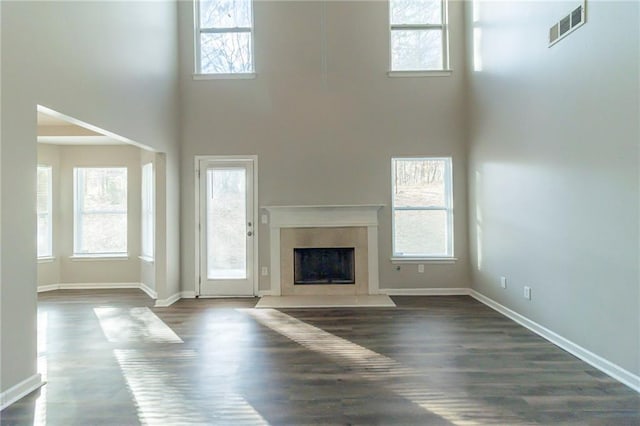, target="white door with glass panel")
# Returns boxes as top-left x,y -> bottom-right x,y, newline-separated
199,158 -> 255,296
